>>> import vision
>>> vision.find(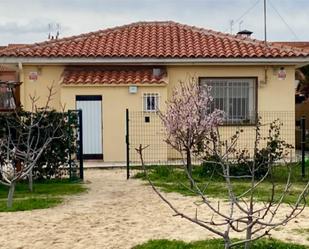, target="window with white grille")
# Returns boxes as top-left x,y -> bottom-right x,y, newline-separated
200,78 -> 257,124
143,93 -> 159,112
